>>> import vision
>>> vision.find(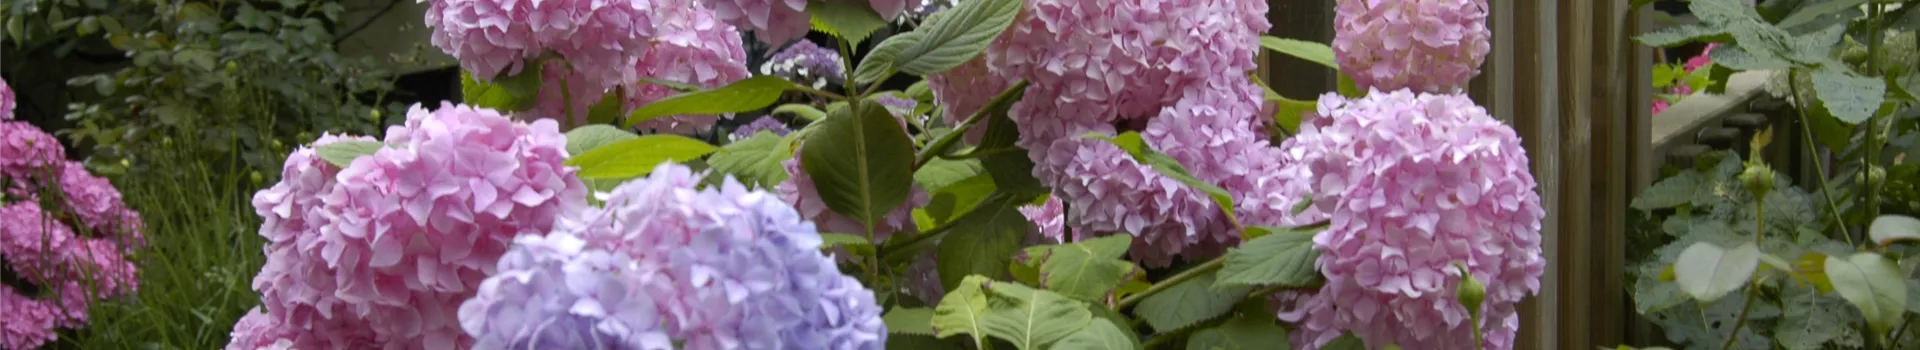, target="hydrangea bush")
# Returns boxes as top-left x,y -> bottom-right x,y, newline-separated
219,0 -> 1549,348
1,78 -> 146,350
